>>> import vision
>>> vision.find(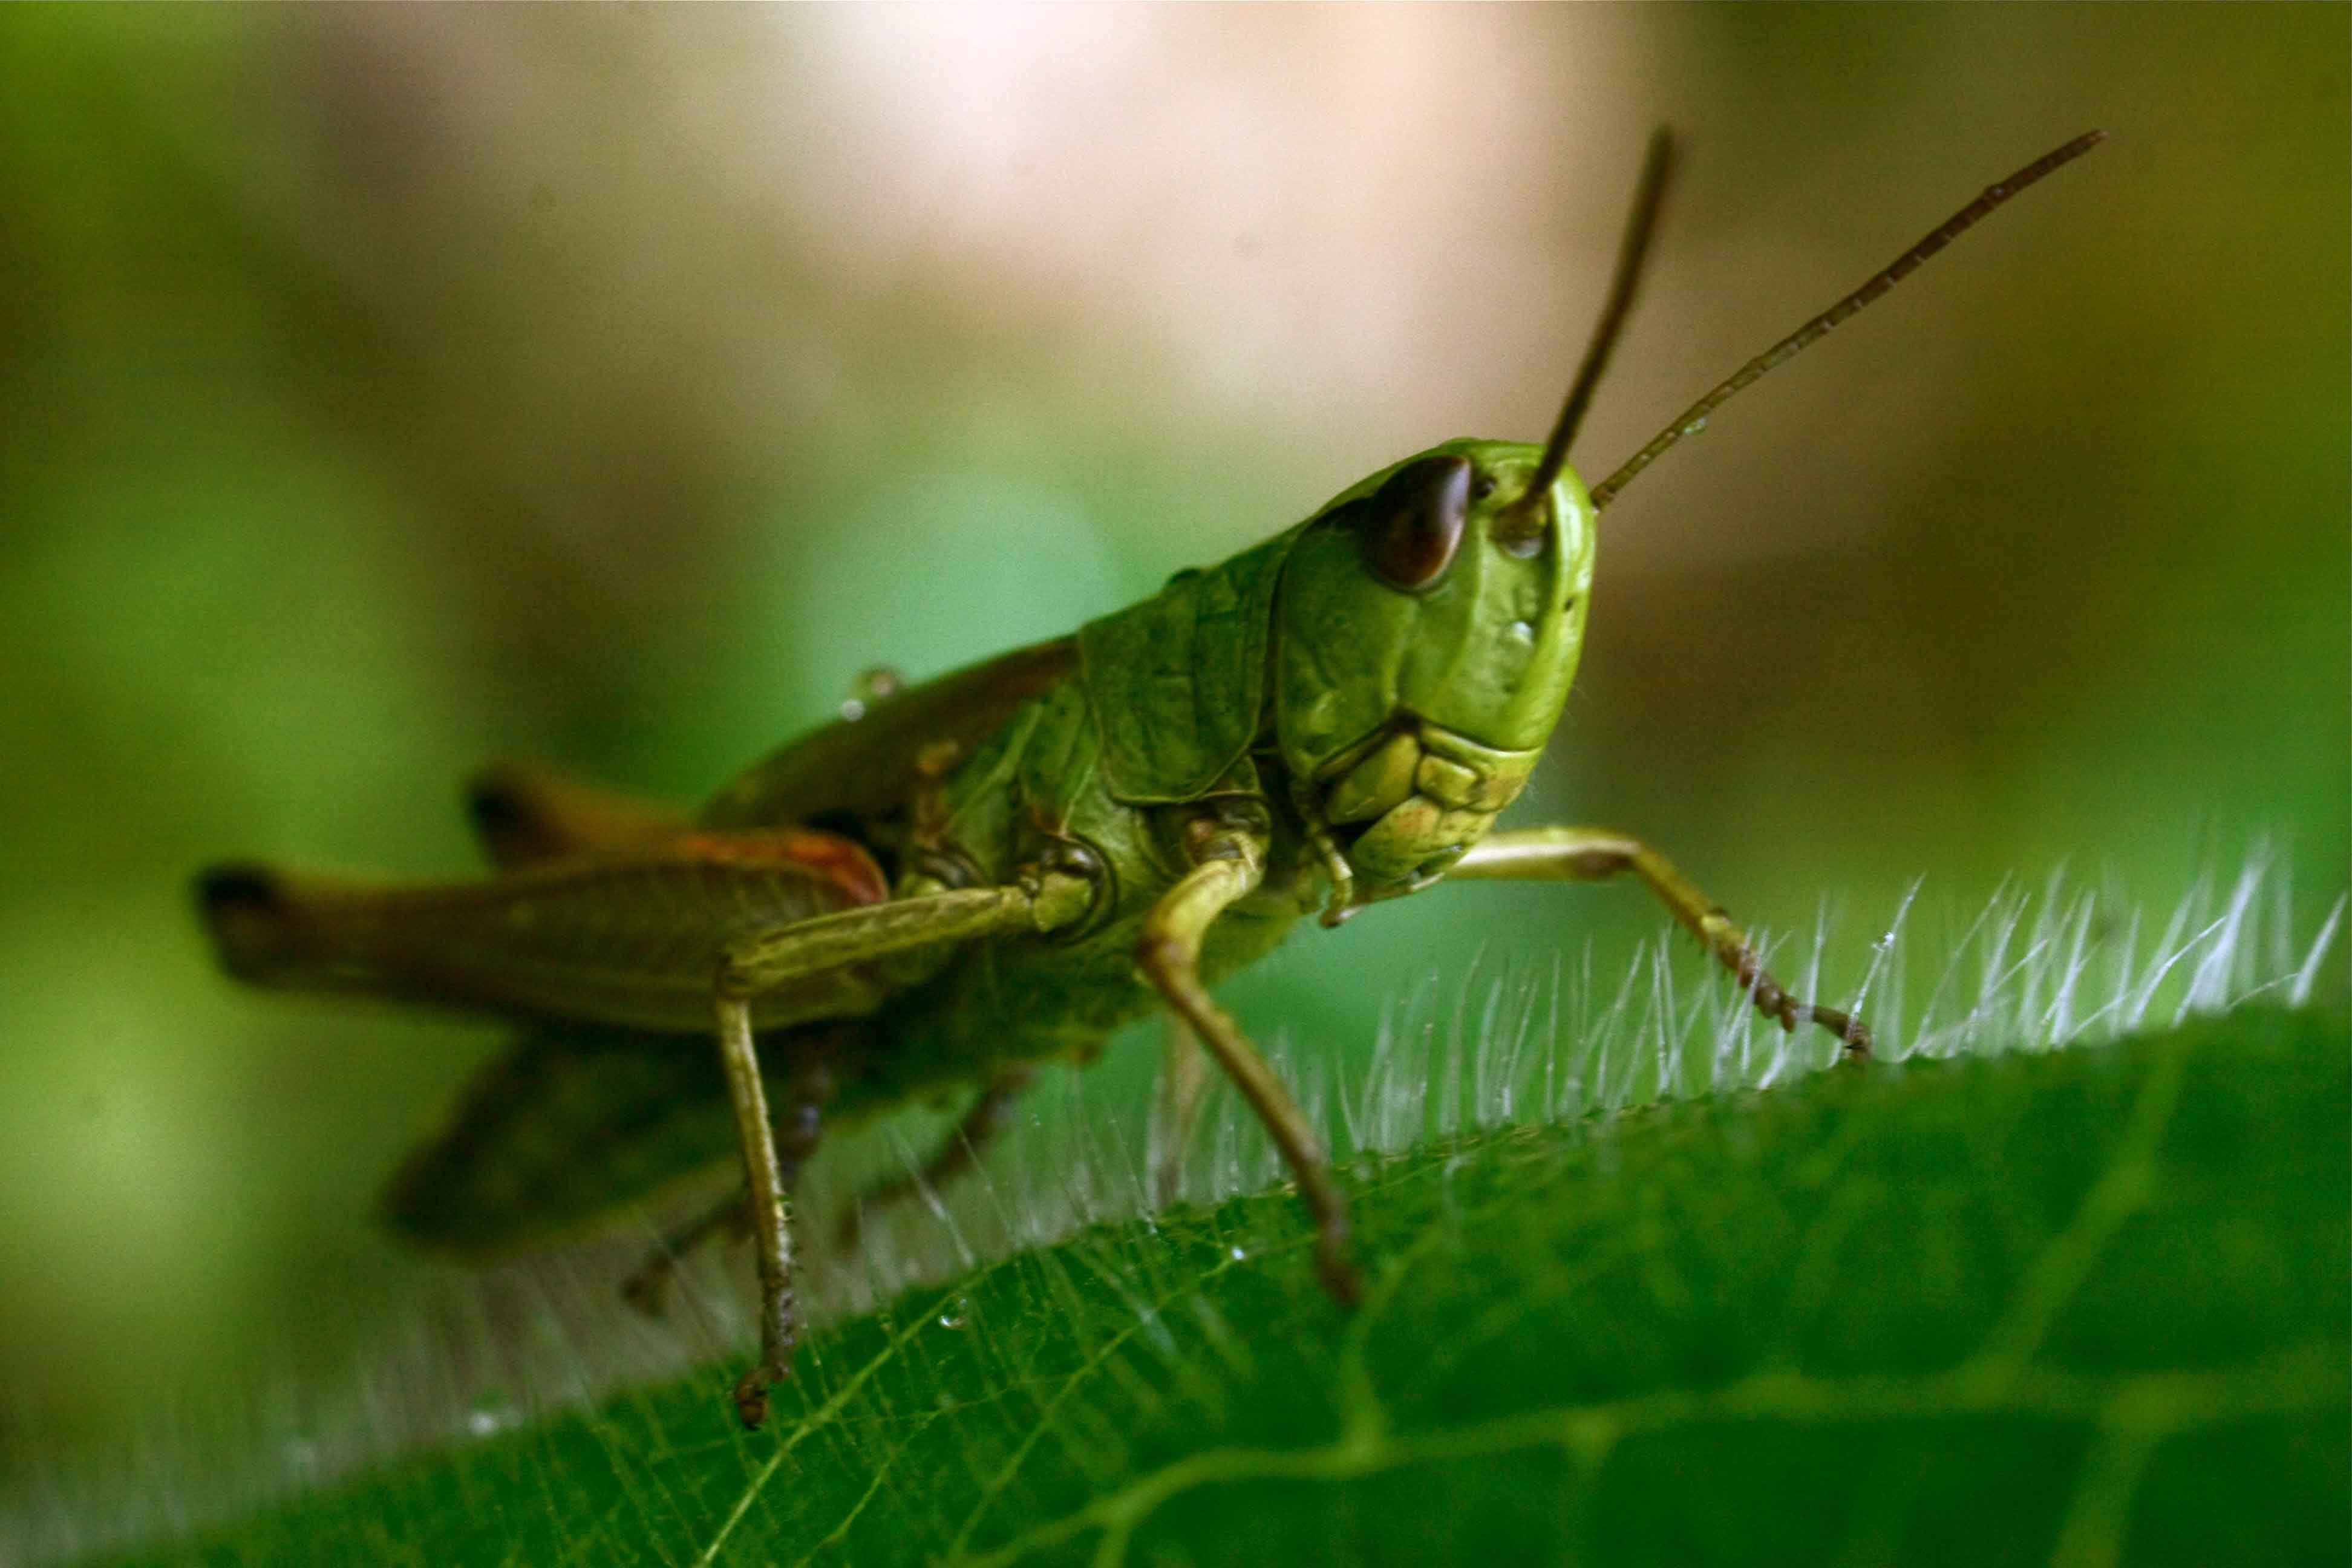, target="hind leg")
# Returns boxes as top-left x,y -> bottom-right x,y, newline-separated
624,1095 -> 825,1319
713,868 -> 1097,1428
